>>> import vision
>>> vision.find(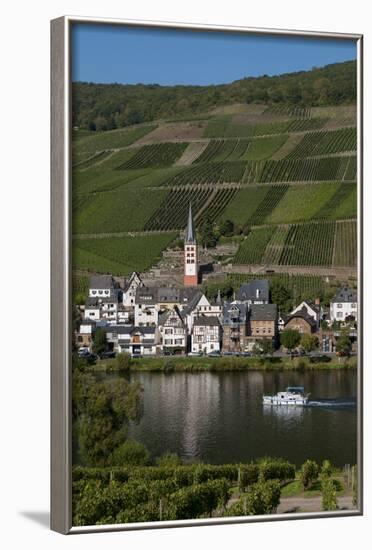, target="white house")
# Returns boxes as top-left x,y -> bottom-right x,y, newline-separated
84,298 -> 101,321
88,274 -> 115,298
191,316 -> 222,354
122,272 -> 143,307
158,307 -> 187,353
181,292 -> 222,333
105,325 -> 158,356
134,287 -> 158,327
84,275 -> 119,323
330,286 -> 358,322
